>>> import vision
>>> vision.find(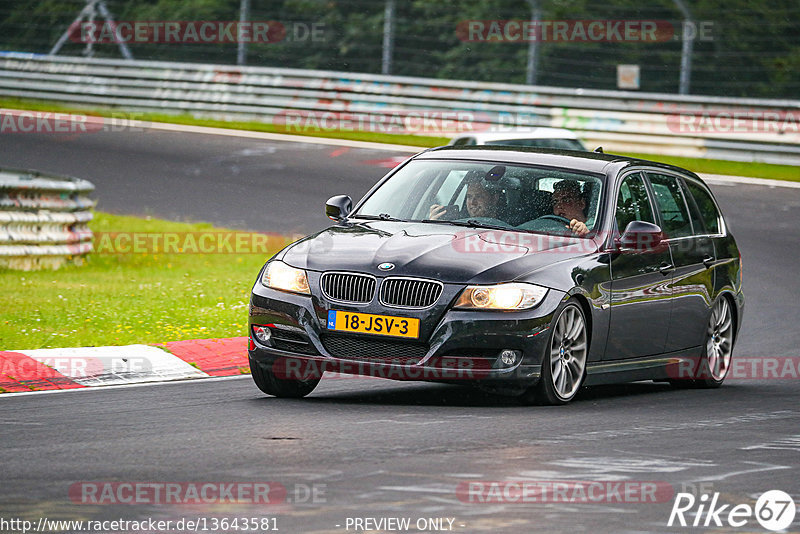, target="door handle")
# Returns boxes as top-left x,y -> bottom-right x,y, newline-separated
659,263 -> 675,275
702,255 -> 714,268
